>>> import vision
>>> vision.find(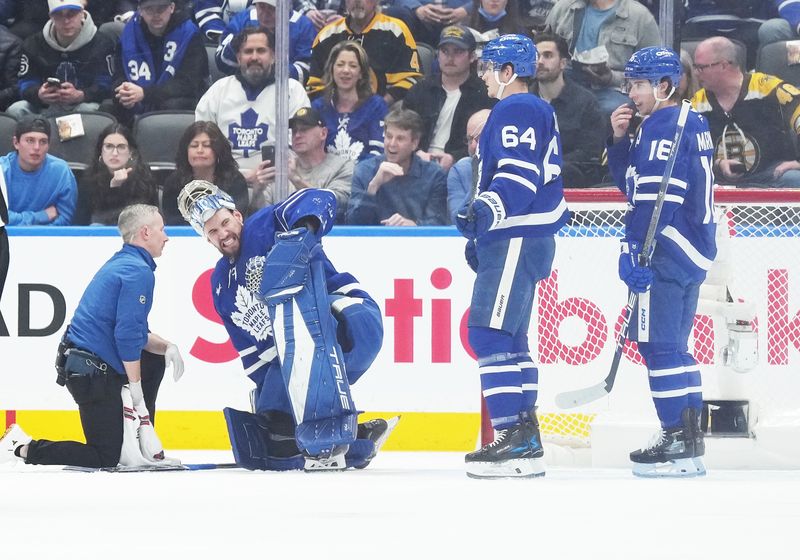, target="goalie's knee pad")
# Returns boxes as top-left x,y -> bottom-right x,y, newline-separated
331,295 -> 383,384
223,407 -> 304,471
